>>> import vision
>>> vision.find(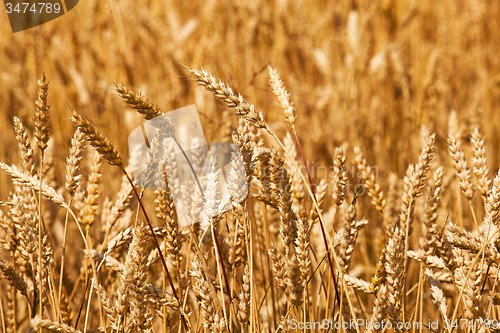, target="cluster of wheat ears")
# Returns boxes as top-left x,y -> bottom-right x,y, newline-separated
1,65 -> 500,333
